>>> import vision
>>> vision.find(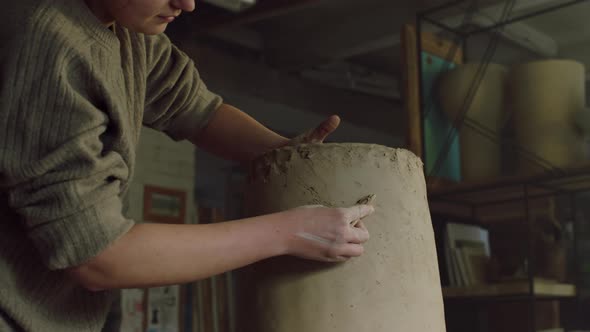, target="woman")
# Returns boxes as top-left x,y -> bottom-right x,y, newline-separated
0,0 -> 374,331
